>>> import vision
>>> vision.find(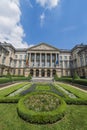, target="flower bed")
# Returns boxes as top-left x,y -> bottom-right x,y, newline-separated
17,92 -> 66,124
